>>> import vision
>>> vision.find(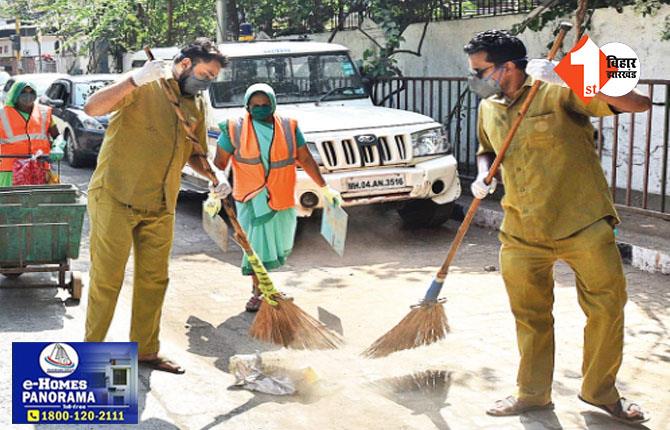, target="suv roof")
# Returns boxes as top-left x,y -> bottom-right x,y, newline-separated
132,41 -> 349,62
64,74 -> 119,83
219,41 -> 349,57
